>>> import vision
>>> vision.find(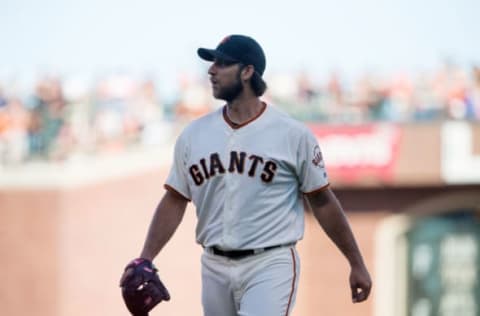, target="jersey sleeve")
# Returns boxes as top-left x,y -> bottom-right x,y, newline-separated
297,127 -> 330,193
164,131 -> 192,200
